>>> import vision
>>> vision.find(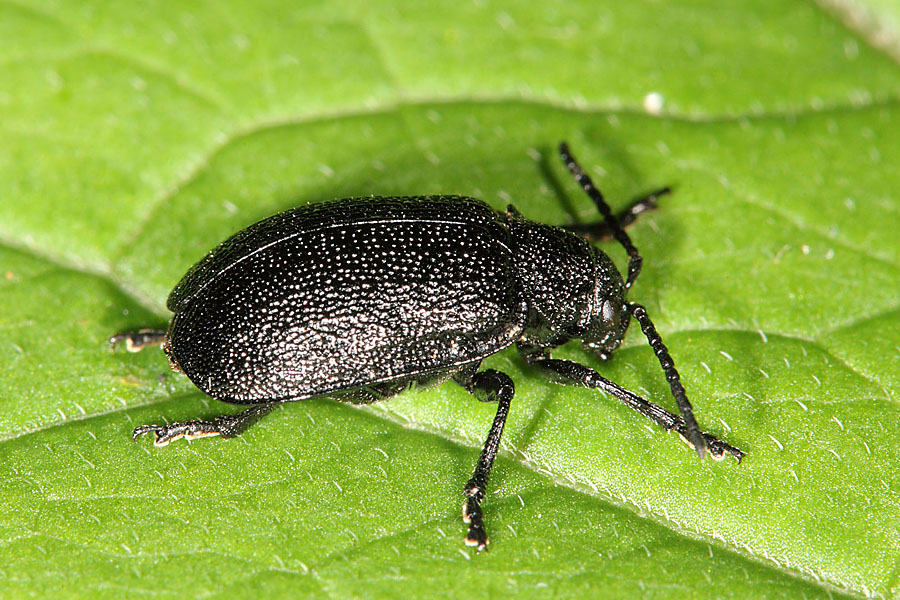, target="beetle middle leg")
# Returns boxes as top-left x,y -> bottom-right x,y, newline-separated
561,187 -> 670,242
133,403 -> 276,447
518,345 -> 743,461
452,365 -> 515,551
